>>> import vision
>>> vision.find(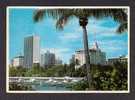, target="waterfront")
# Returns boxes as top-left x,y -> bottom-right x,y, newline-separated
9,77 -> 84,91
